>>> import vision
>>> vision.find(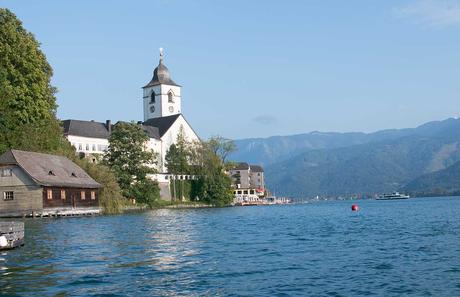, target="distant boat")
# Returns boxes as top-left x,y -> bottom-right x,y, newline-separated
376,192 -> 410,200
